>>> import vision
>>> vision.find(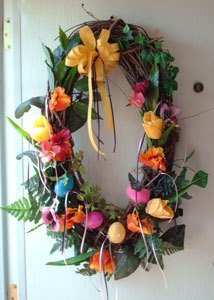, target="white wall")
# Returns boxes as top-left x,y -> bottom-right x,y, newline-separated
9,0 -> 214,299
